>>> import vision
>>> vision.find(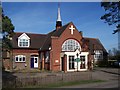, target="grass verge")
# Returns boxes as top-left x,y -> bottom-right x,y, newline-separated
25,79 -> 106,88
